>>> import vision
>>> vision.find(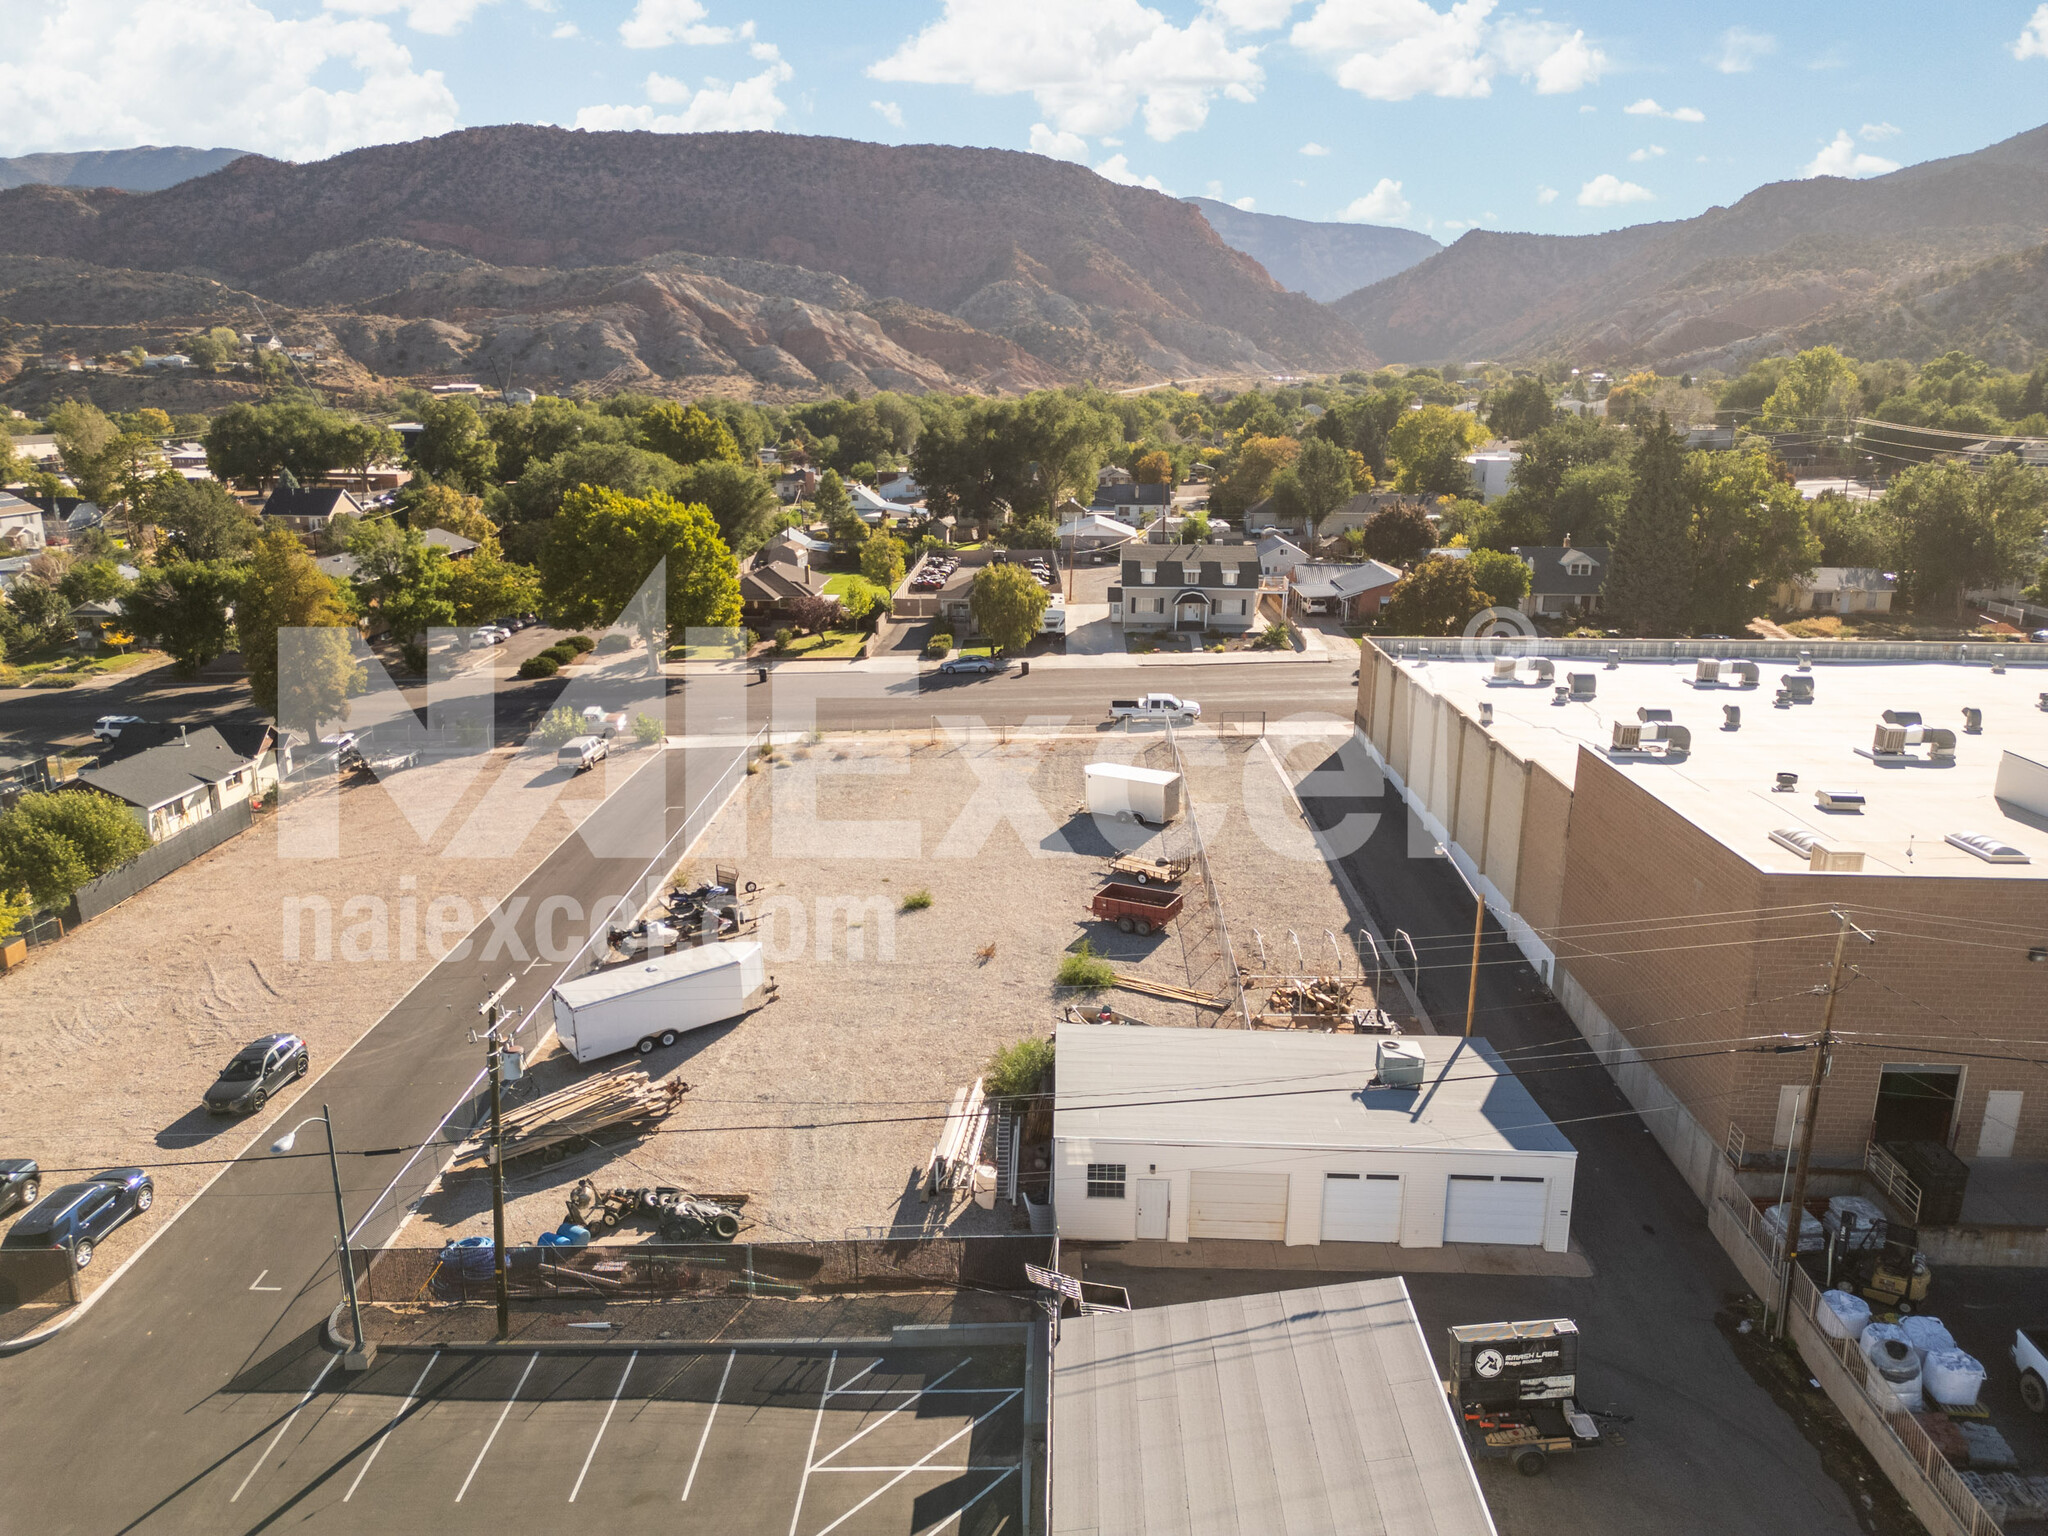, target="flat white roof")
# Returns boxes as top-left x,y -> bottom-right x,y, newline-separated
554,941 -> 757,1007
1084,763 -> 1180,786
1396,654 -> 2048,880
1054,1025 -> 1575,1155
